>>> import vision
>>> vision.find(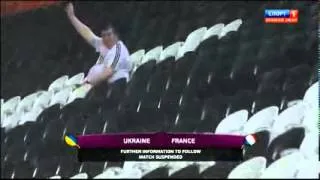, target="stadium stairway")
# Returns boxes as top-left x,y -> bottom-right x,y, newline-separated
1,1 -> 319,179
